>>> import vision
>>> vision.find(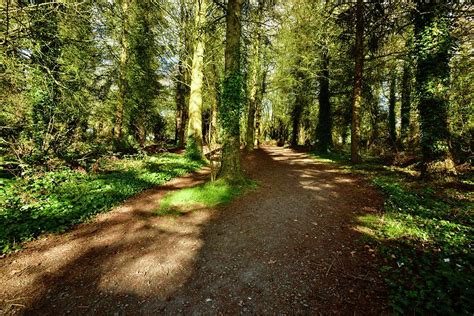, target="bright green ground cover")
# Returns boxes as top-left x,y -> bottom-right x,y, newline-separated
311,152 -> 473,315
156,179 -> 257,216
0,153 -> 204,254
